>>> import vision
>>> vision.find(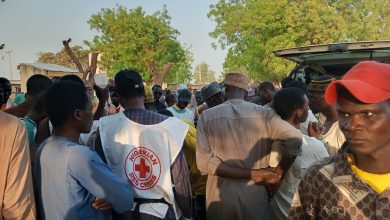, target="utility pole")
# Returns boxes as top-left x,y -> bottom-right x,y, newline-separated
5,50 -> 13,80
199,65 -> 202,83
